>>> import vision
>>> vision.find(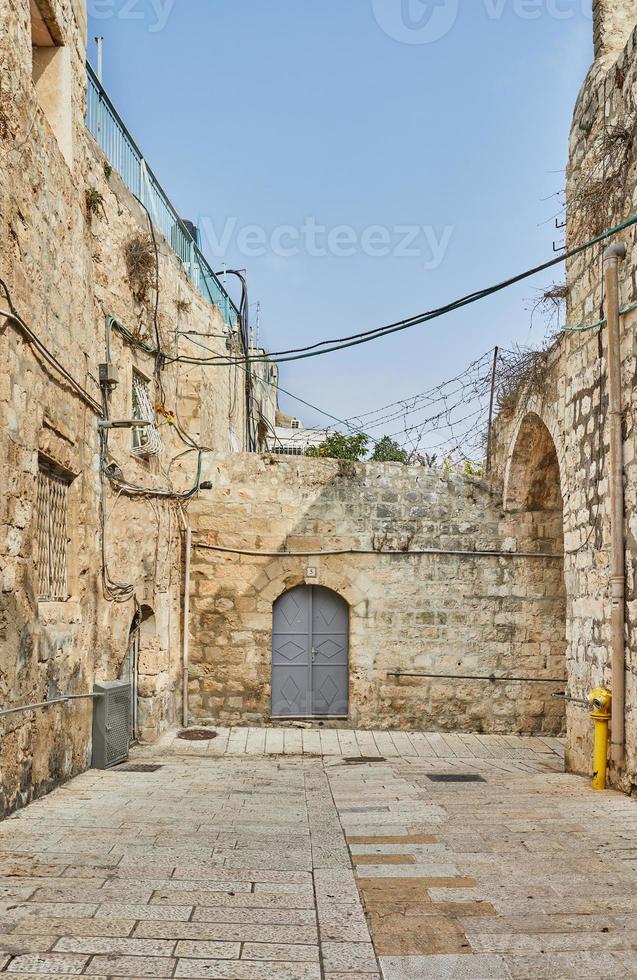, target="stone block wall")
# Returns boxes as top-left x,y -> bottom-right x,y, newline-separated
187,455 -> 567,736
0,0 -> 259,814
491,4 -> 637,791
